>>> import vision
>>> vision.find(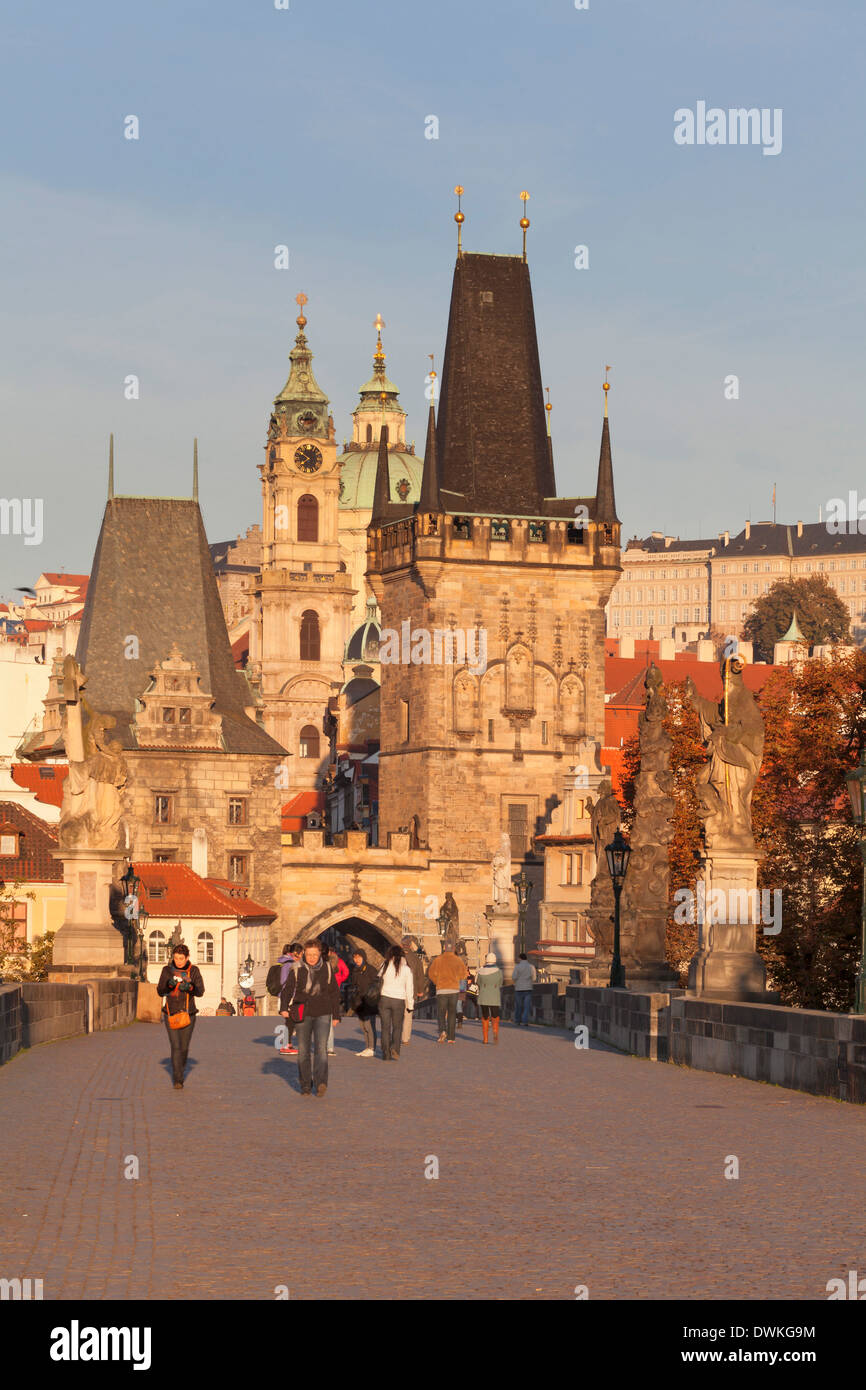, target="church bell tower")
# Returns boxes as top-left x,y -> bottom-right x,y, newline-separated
252,294 -> 355,784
